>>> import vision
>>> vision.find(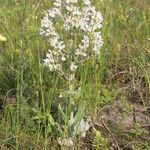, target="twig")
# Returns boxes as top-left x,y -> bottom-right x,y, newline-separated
100,116 -> 121,150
